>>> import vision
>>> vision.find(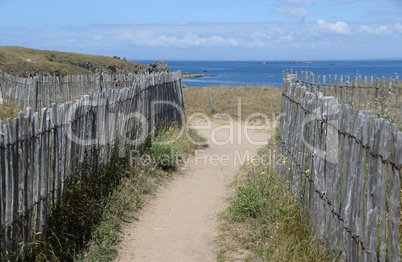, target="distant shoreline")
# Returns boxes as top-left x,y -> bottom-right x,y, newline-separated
291,61 -> 313,64
168,60 -> 402,88
181,72 -> 215,78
